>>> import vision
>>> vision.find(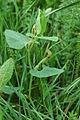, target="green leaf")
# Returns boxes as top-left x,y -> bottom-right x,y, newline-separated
30,65 -> 64,78
0,58 -> 14,91
39,36 -> 58,41
2,85 -> 20,95
40,9 -> 47,35
36,9 -> 47,35
45,8 -> 52,16
5,30 -> 30,49
36,9 -> 41,35
26,33 -> 58,42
